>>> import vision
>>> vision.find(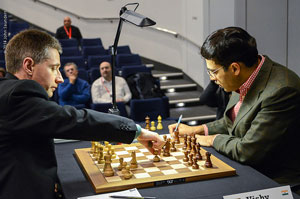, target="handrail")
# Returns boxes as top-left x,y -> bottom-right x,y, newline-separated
33,0 -> 201,50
